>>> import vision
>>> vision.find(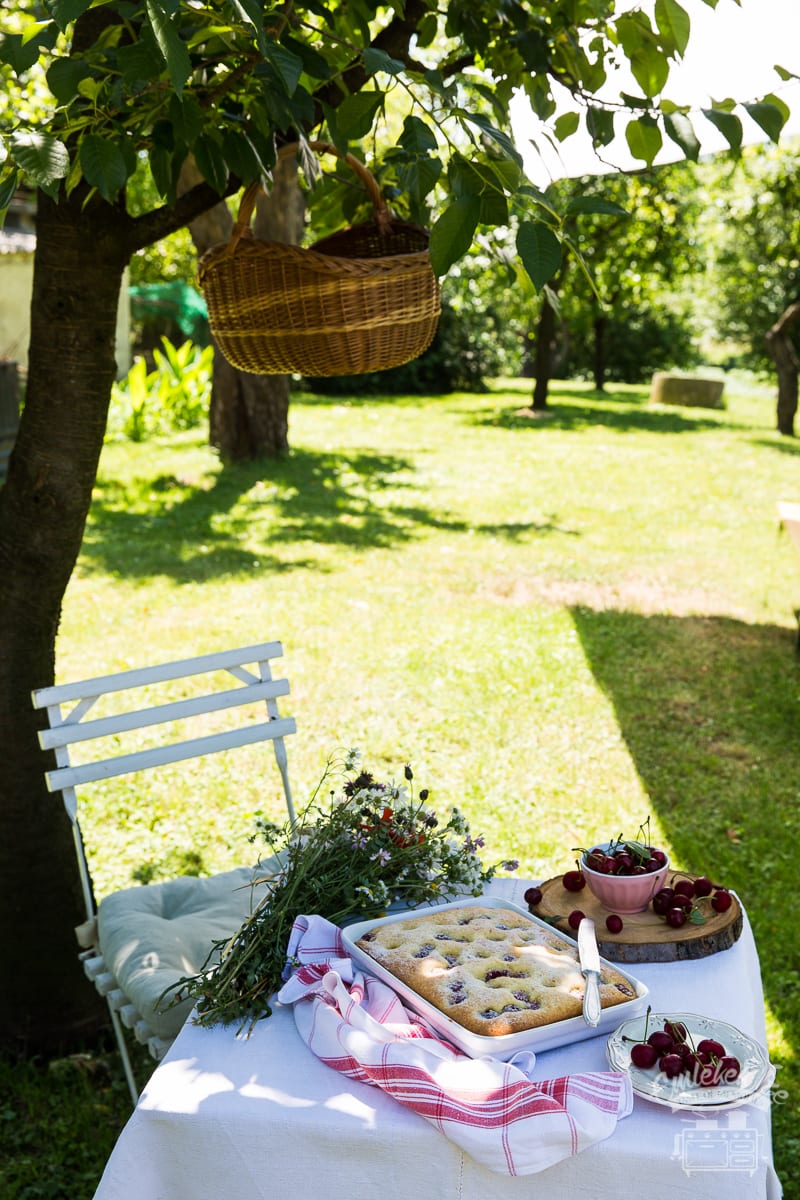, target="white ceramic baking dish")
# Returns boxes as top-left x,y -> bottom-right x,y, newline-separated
342,895 -> 648,1061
